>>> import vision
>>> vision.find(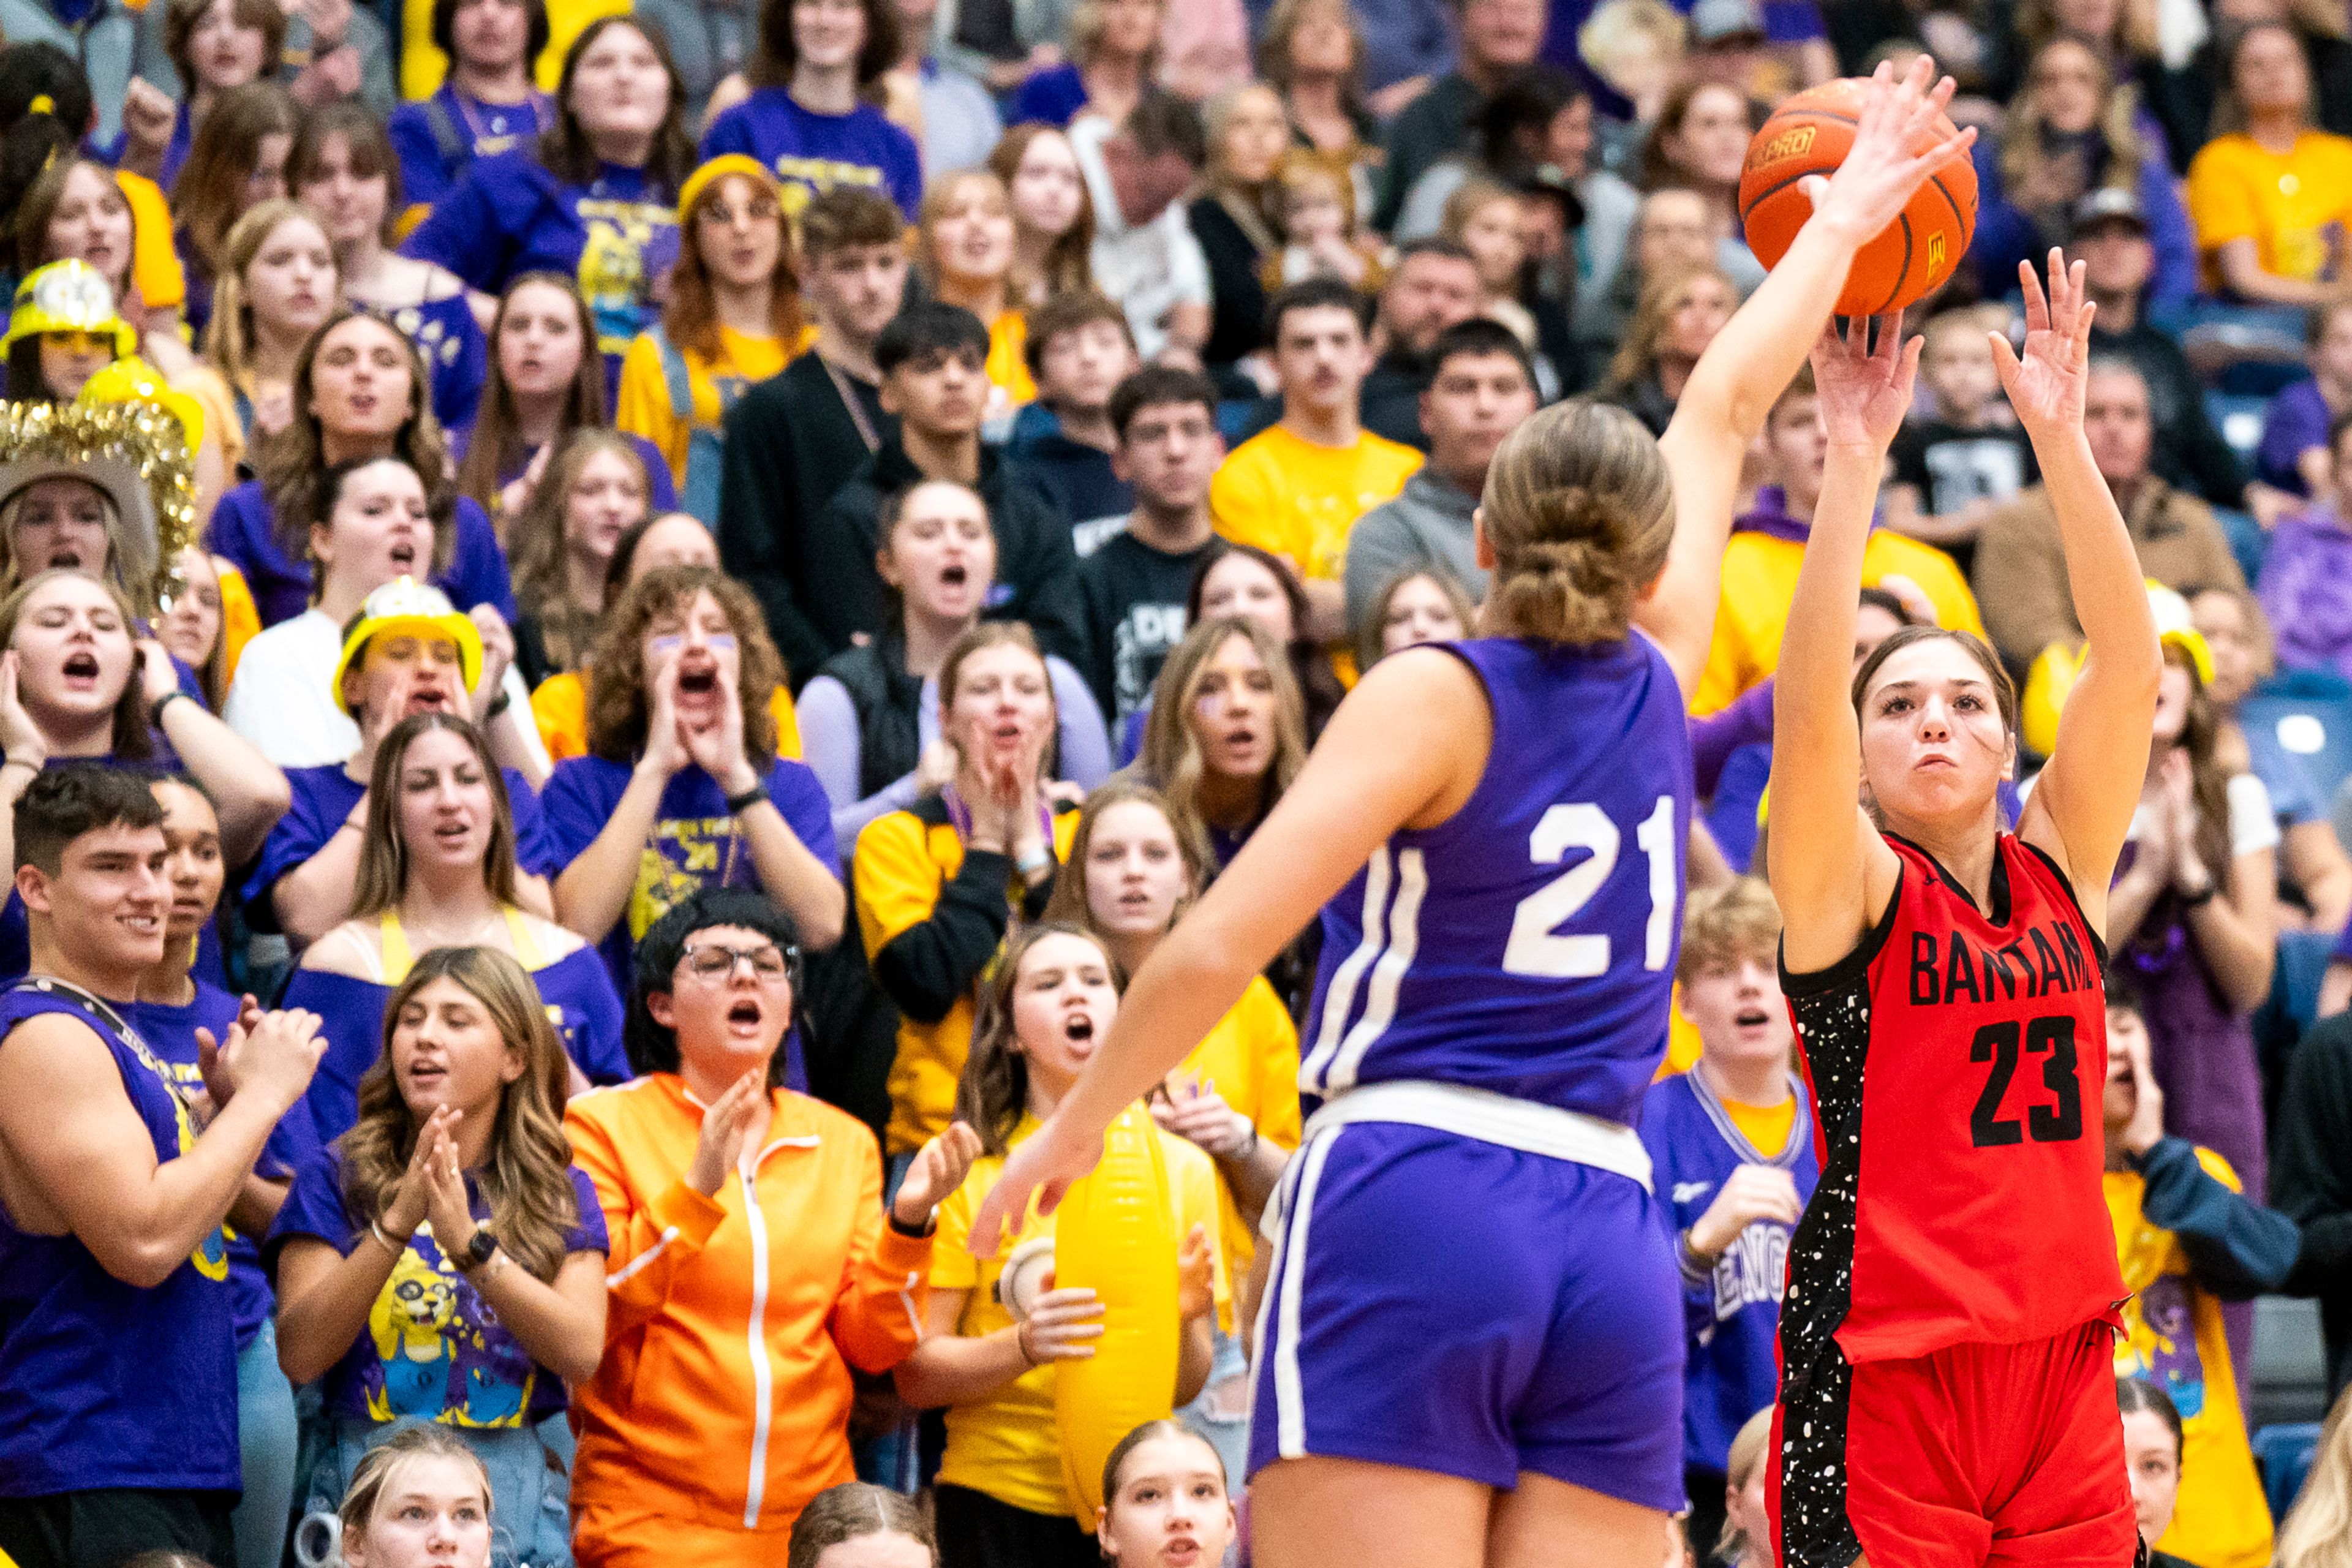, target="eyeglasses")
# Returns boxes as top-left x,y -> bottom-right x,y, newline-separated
680,941 -> 794,979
